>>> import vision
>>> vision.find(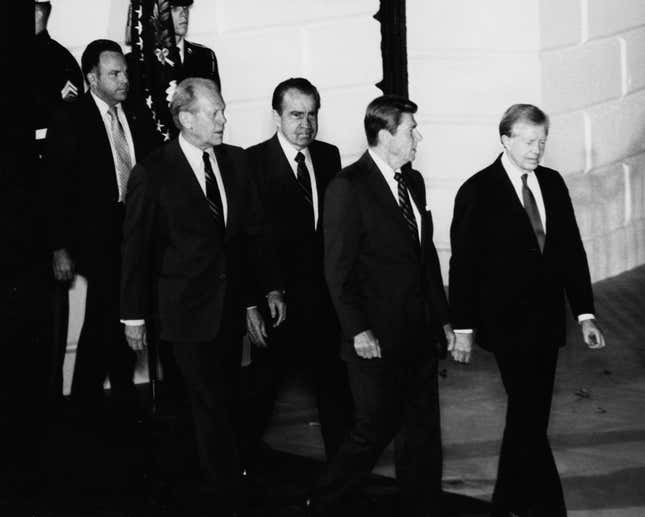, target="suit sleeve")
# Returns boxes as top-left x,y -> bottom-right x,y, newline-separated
323,176 -> 369,338
240,150 -> 283,305
558,176 -> 595,316
120,162 -> 156,320
449,181 -> 481,330
425,209 -> 450,325
43,106 -> 79,253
